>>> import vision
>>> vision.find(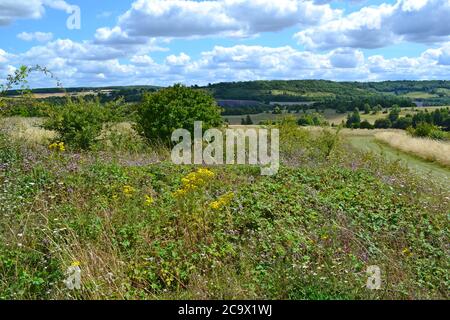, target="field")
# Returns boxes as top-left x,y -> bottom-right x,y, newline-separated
224,107 -> 446,125
0,116 -> 448,300
343,130 -> 450,188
